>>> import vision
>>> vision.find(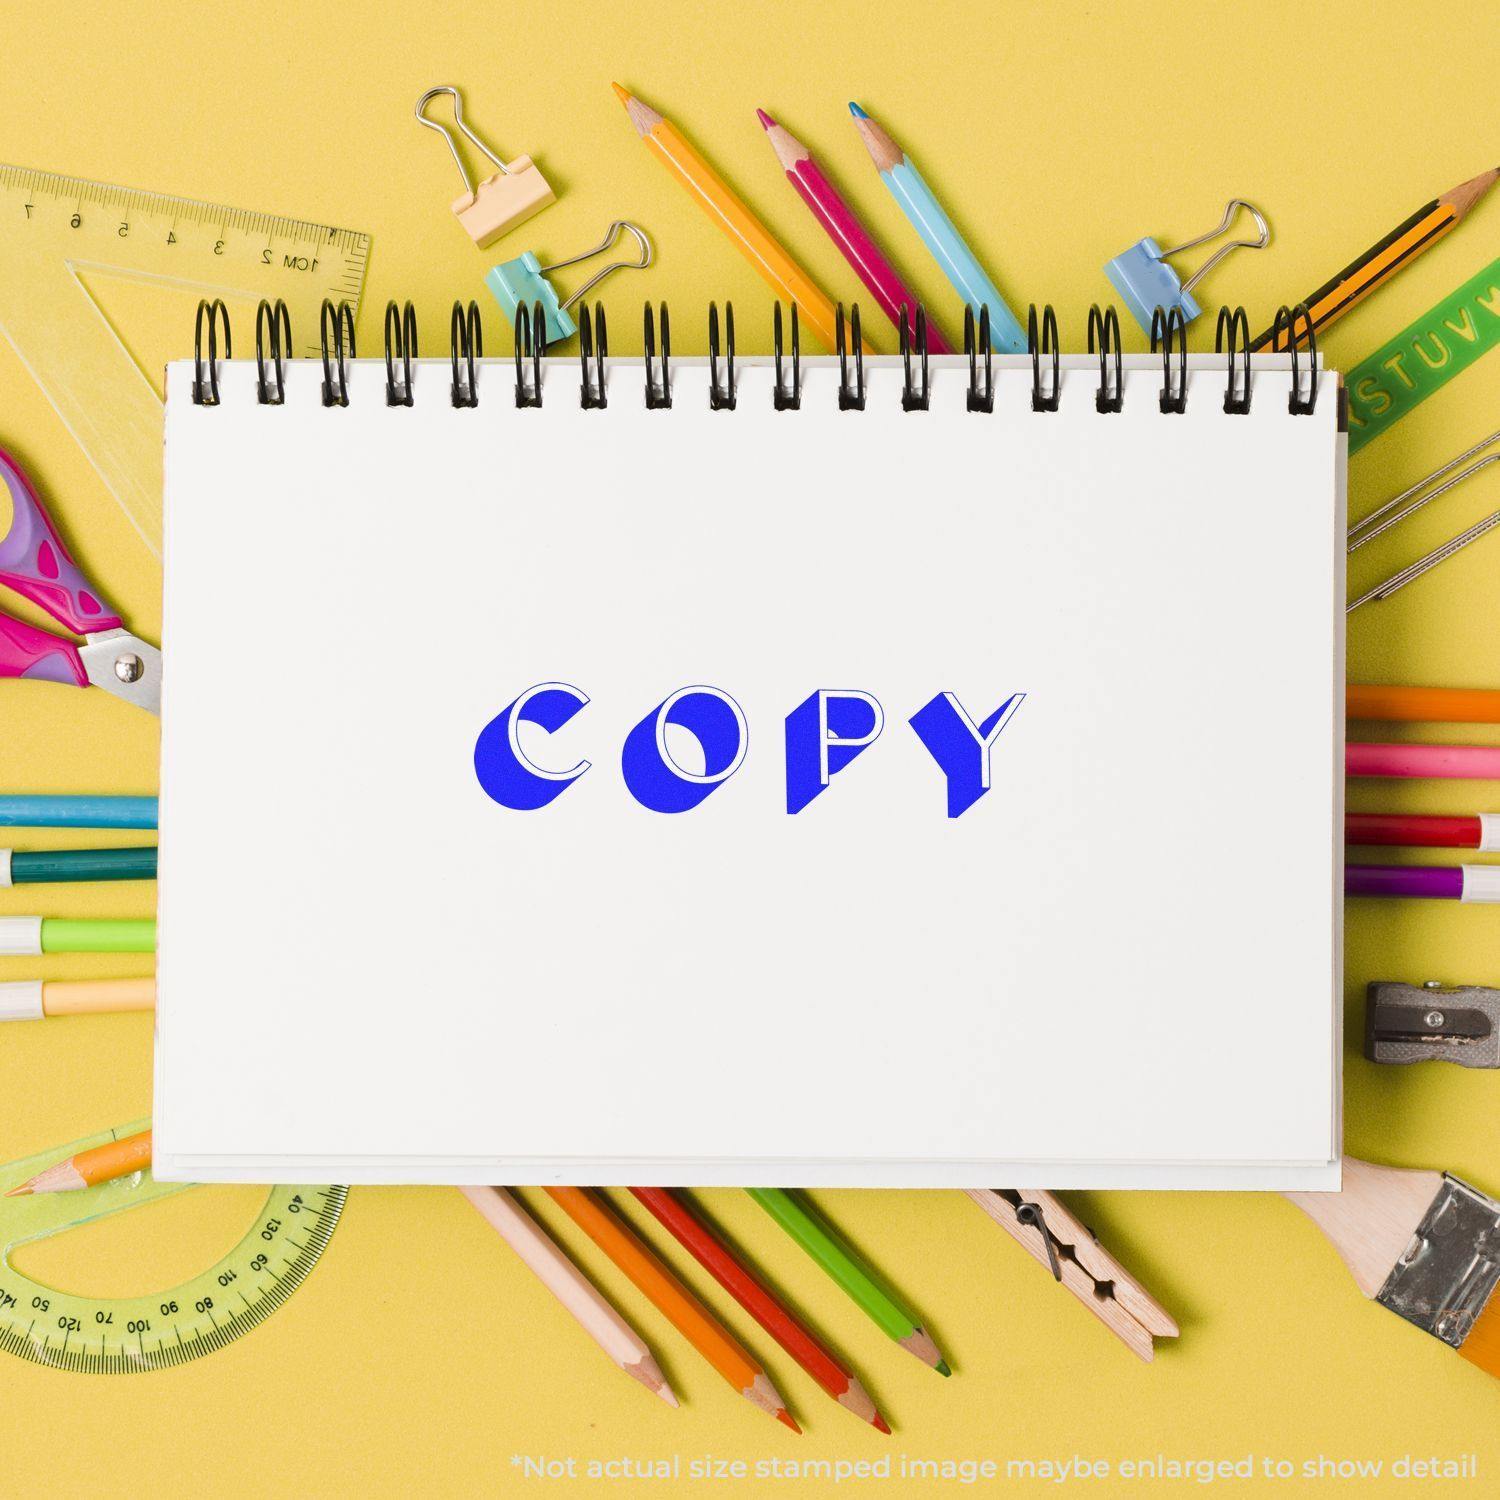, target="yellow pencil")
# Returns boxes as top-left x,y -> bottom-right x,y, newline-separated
612,83 -> 869,354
